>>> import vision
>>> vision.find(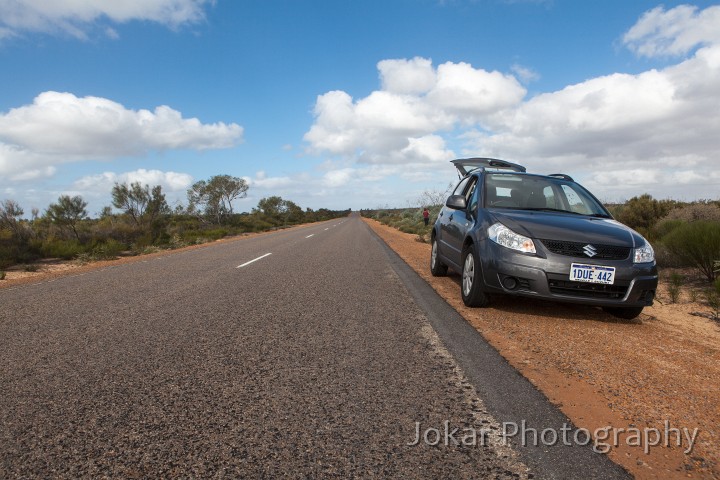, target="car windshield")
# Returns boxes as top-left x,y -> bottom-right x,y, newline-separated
483,173 -> 610,217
